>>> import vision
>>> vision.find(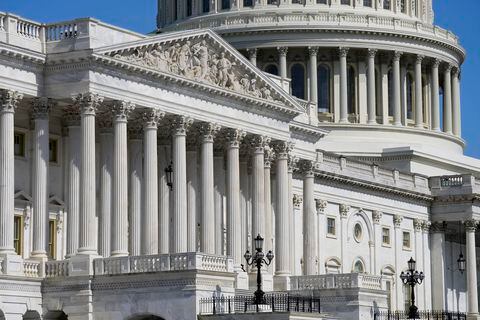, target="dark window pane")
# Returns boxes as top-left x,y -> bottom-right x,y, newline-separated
317,65 -> 331,112
203,0 -> 210,12
222,0 -> 230,9
347,66 -> 356,114
264,64 -> 279,76
406,74 -> 414,119
291,64 -> 305,100
388,69 -> 393,116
